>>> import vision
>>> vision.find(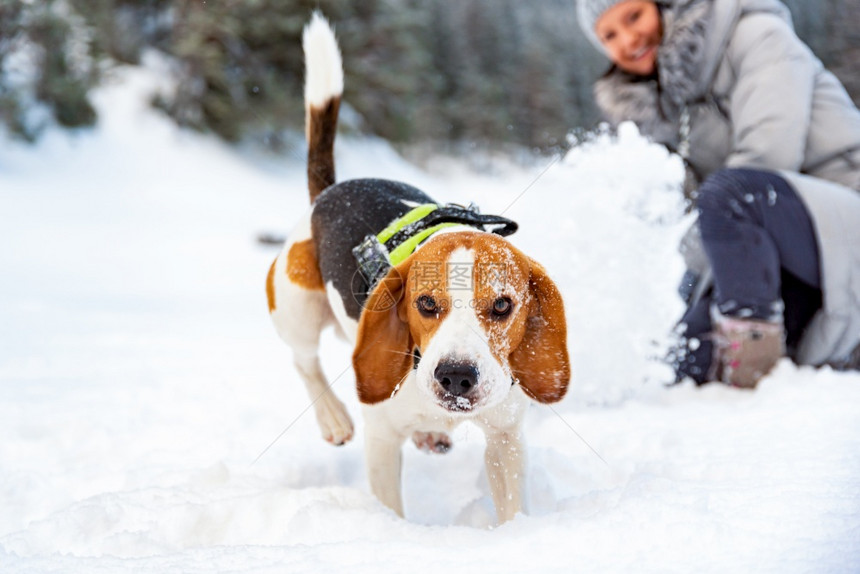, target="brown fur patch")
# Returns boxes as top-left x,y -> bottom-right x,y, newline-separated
353,260 -> 415,404
266,258 -> 278,312
507,258 -> 570,403
403,258 -> 451,352
287,239 -> 325,291
306,97 -> 341,202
